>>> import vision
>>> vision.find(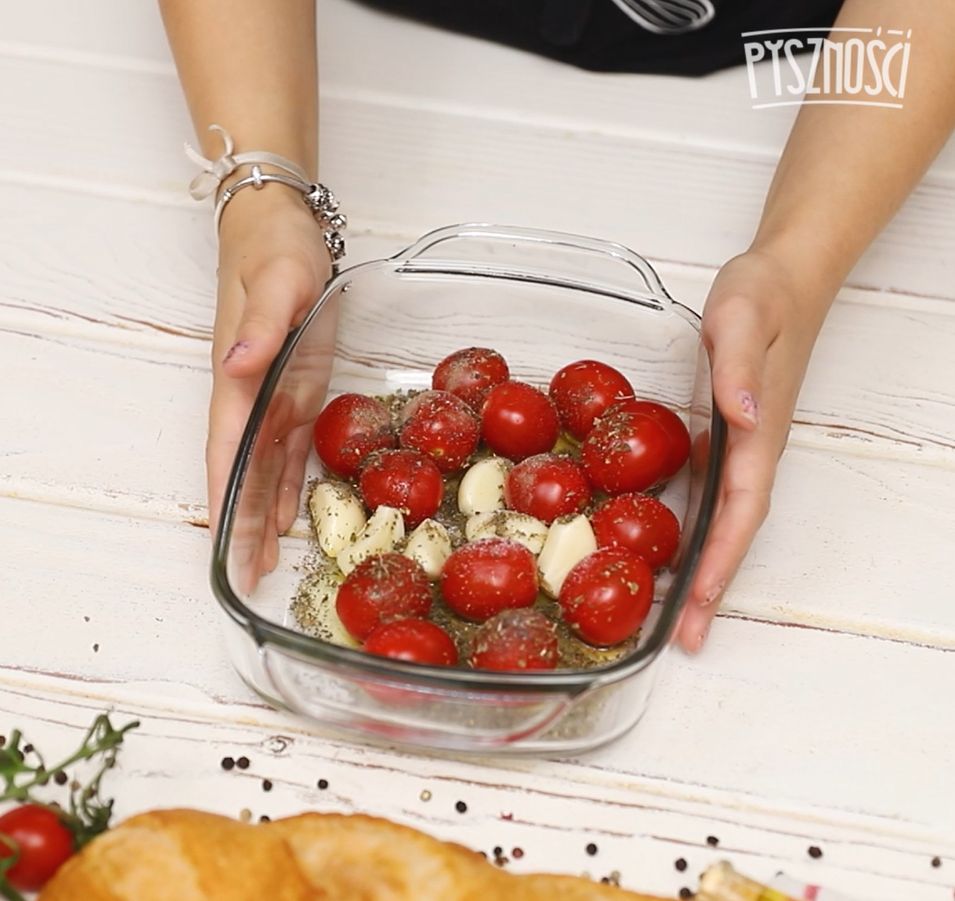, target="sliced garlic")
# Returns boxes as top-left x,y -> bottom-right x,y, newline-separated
403,519 -> 452,579
457,456 -> 511,516
308,481 -> 368,559
465,510 -> 548,555
297,568 -> 358,648
338,505 -> 405,576
537,514 -> 597,598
